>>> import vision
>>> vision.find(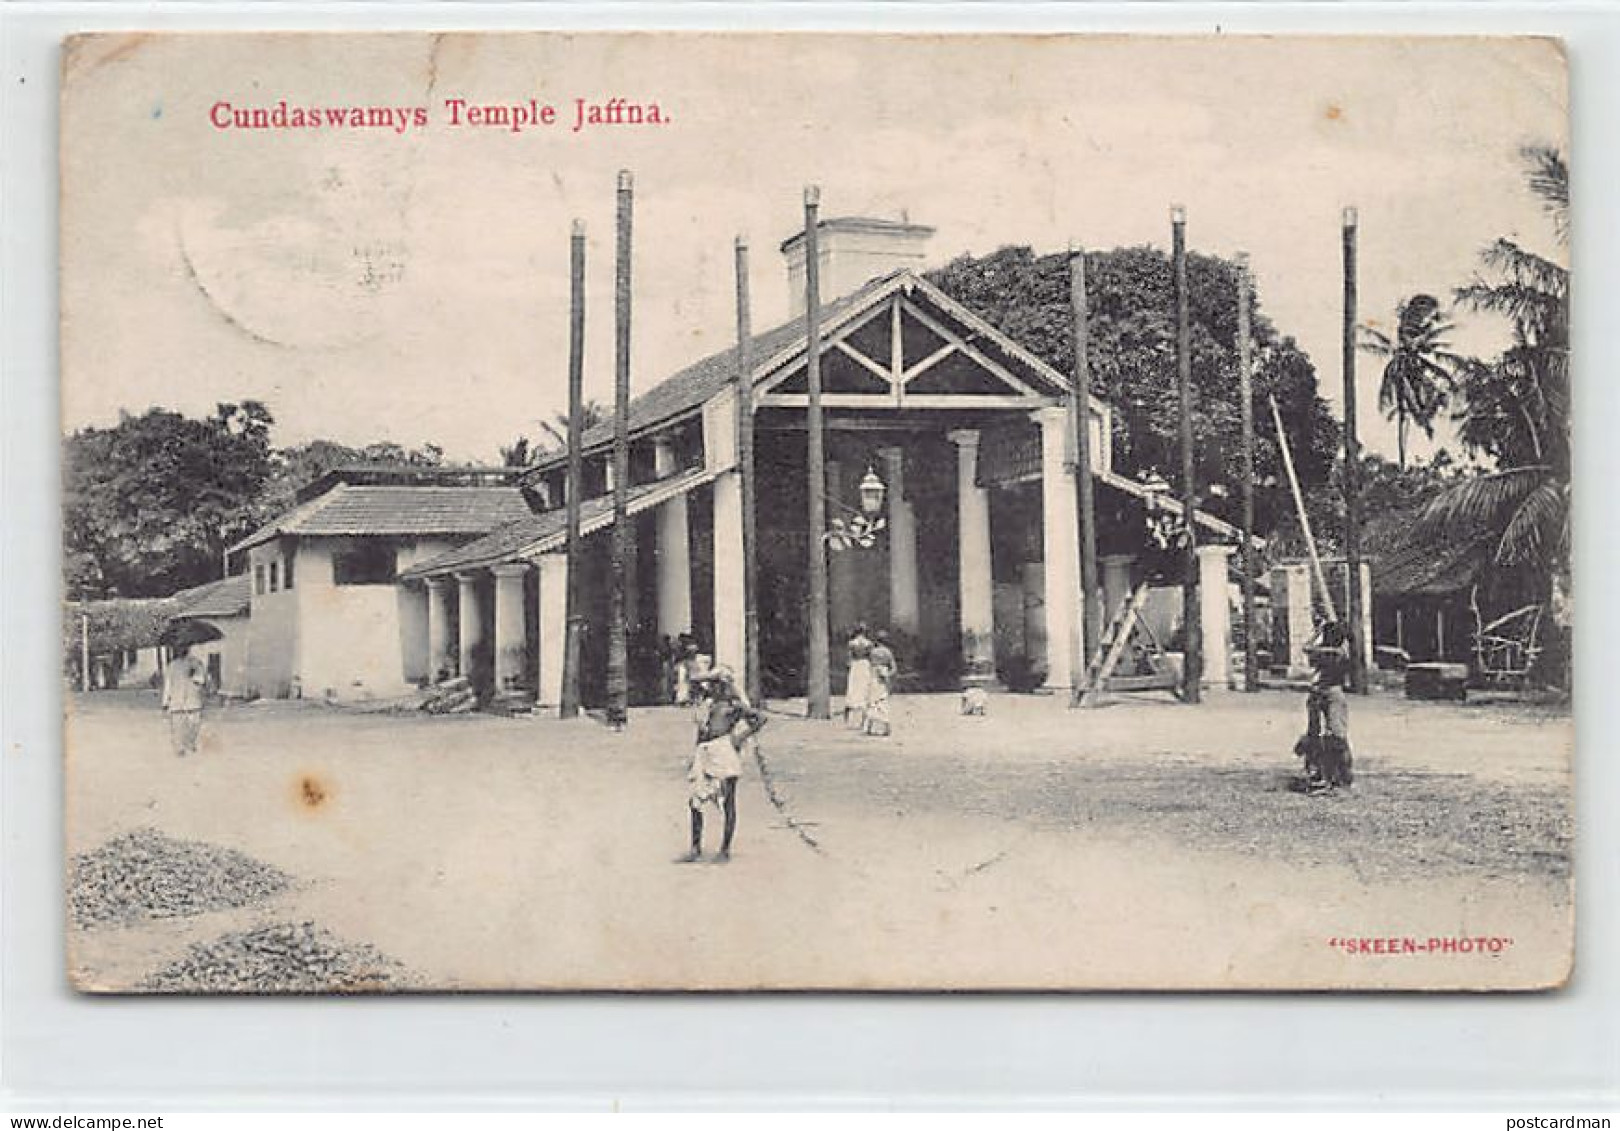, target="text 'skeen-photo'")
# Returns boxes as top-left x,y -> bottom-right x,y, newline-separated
59,33 -> 1572,992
